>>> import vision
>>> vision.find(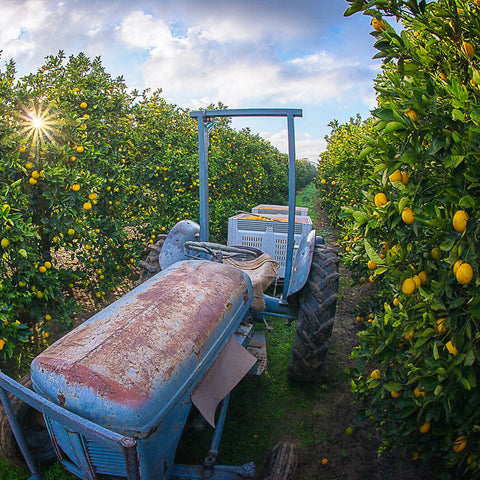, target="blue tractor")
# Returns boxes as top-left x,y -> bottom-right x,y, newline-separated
0,109 -> 339,480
